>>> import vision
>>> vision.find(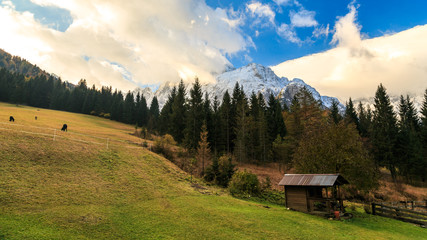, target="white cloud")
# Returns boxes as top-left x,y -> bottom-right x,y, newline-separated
277,23 -> 301,44
0,0 -> 251,91
246,1 -> 275,26
312,24 -> 329,38
272,5 -> 427,103
290,9 -> 318,27
273,0 -> 292,6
